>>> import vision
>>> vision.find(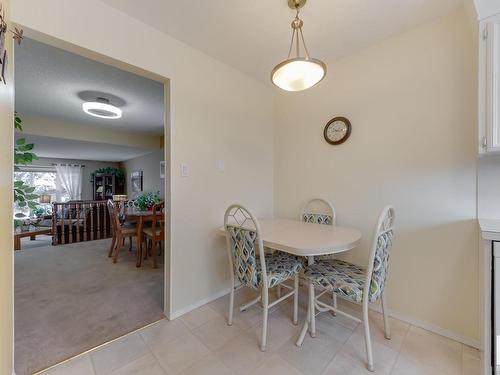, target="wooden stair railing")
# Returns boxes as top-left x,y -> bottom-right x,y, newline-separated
51,200 -> 112,245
